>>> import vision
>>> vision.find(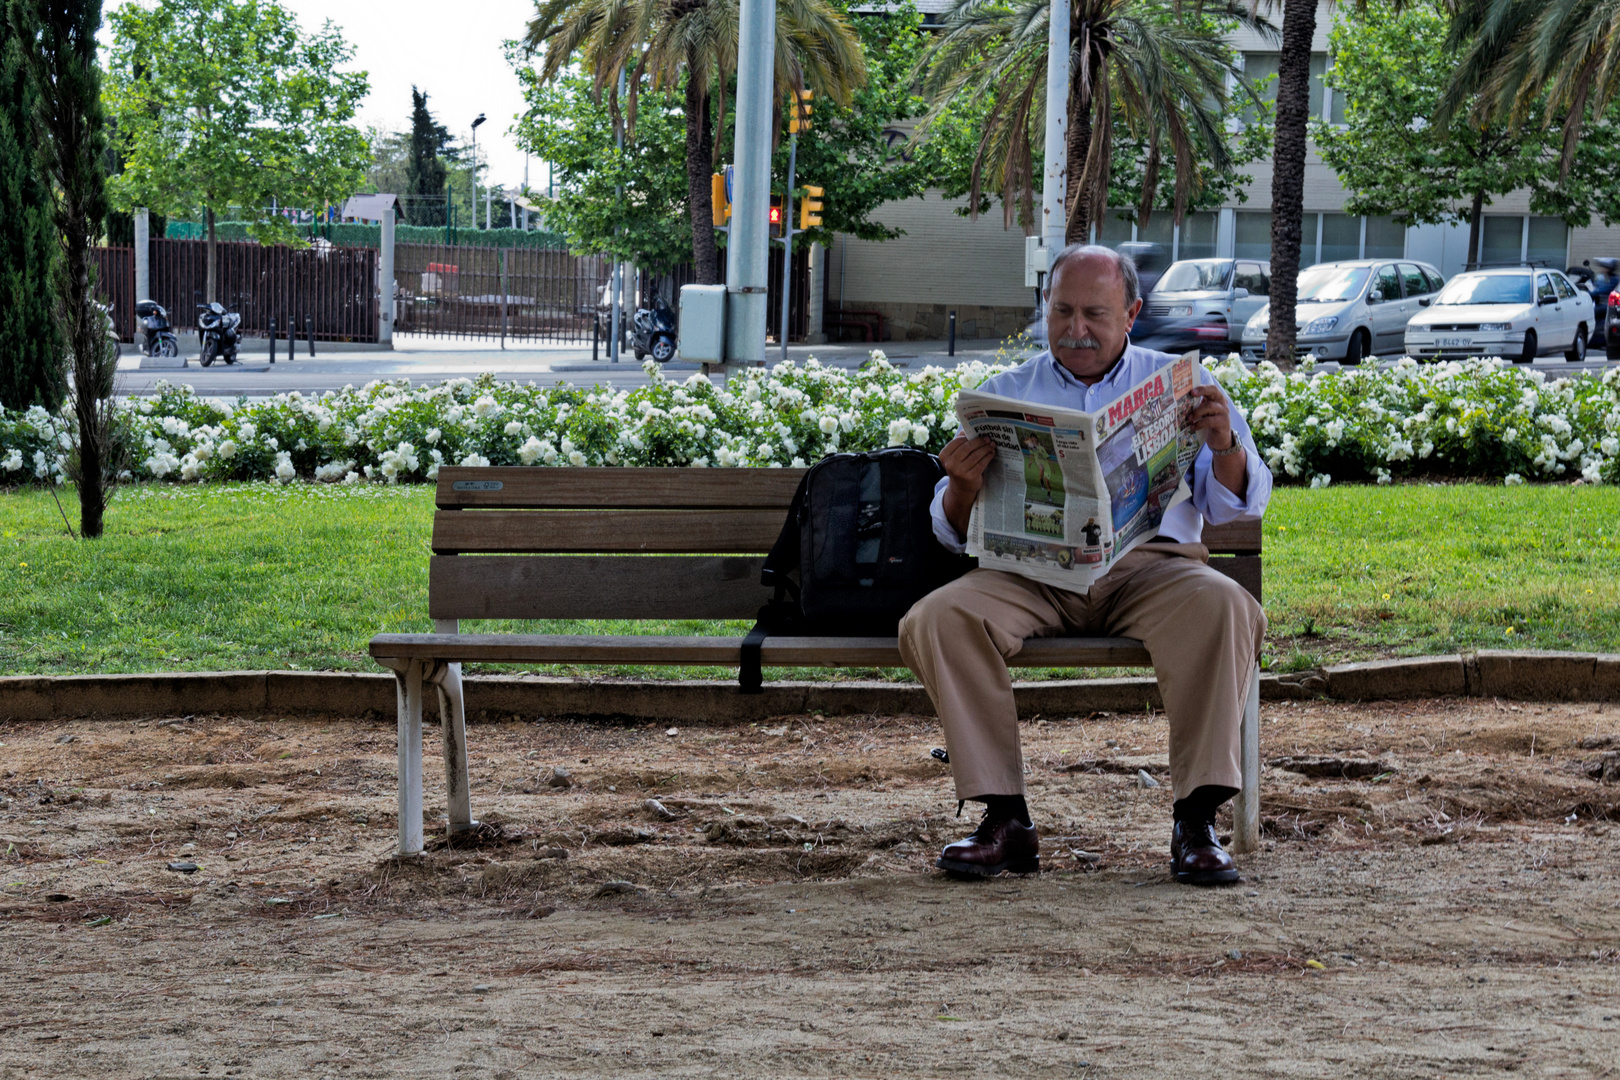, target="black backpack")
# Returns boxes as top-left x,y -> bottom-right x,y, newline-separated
739,447 -> 974,692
